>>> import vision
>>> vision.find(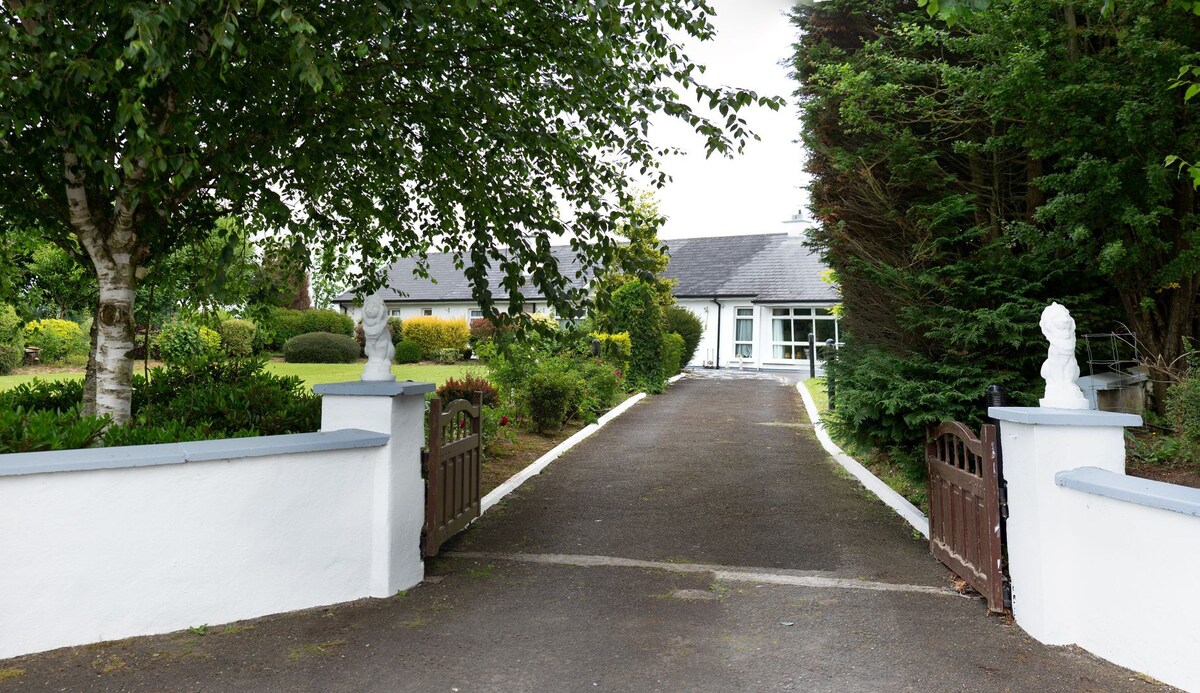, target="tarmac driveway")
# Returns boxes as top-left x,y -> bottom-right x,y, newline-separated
0,374 -> 1167,692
